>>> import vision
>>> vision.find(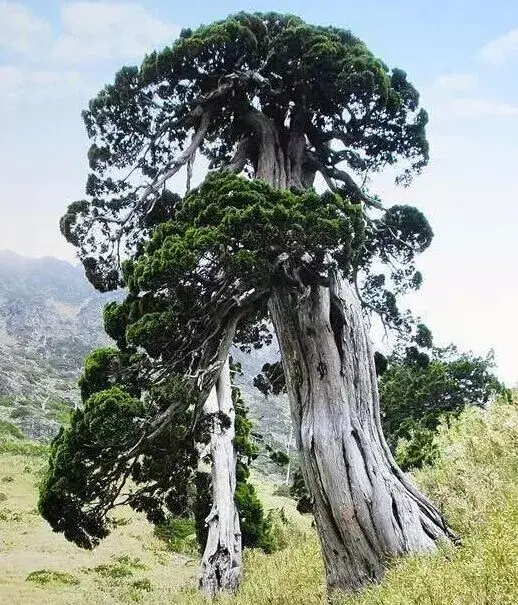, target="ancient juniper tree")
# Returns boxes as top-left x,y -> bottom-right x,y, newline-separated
56,12 -> 457,593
